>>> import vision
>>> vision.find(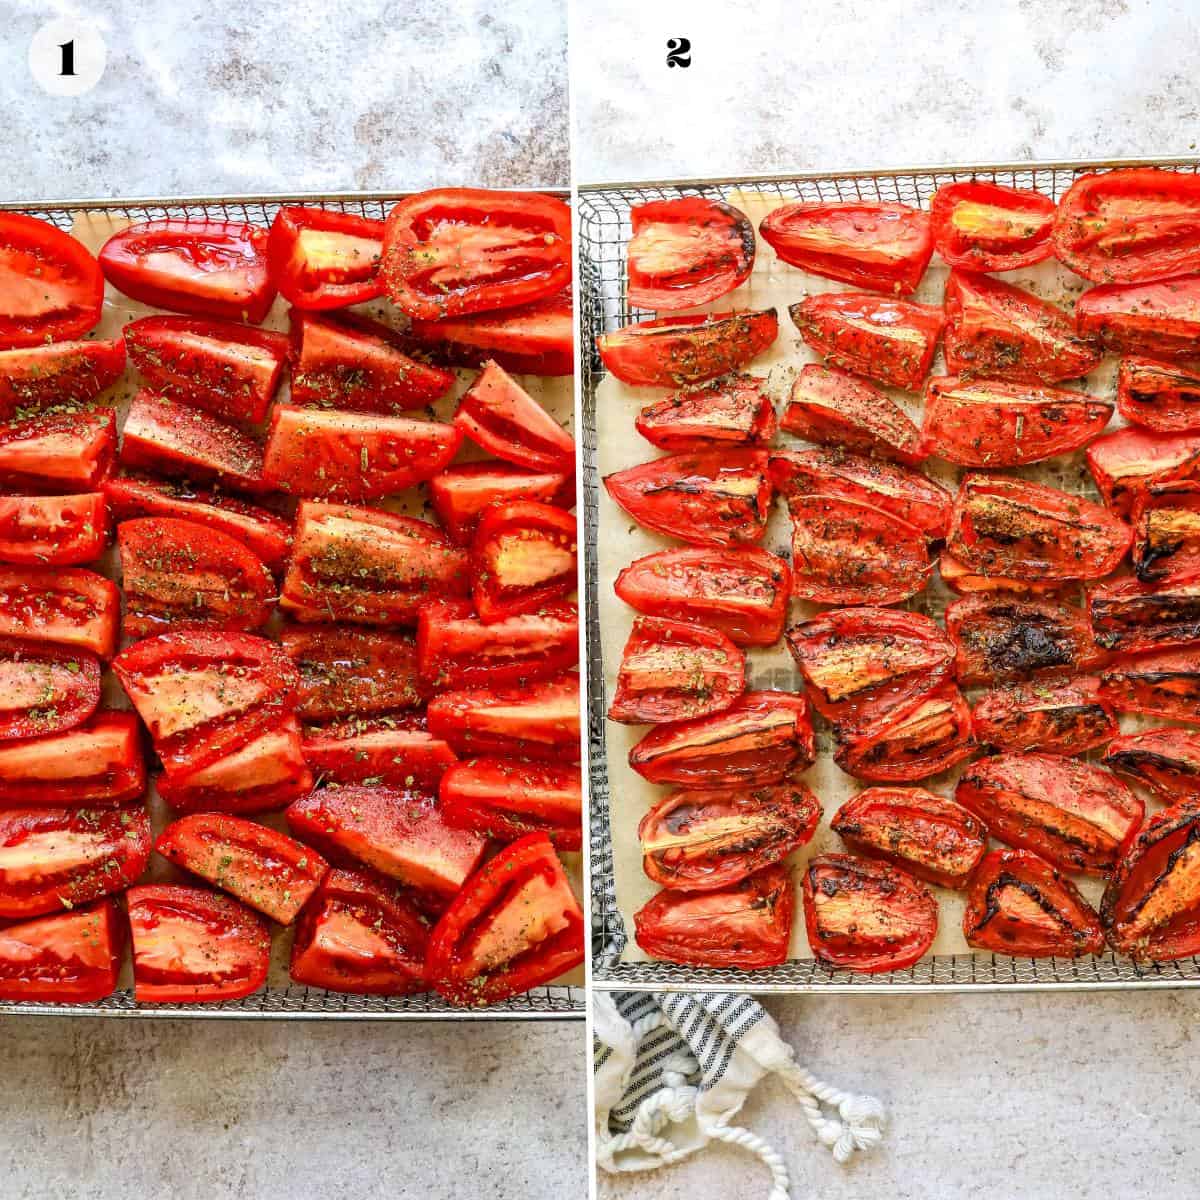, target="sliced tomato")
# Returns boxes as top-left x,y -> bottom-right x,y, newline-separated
964,848 -> 1104,958
0,565 -> 117,657
416,600 -> 578,691
789,293 -> 943,391
126,883 -> 270,1003
0,213 -> 104,347
0,899 -> 124,1003
1086,425 -> 1200,516
634,862 -> 793,969
803,854 -> 936,973
1104,726 -> 1200,802
760,200 -> 932,293
1100,647 -> 1200,722
1090,573 -> 1200,653
0,337 -> 124,419
290,867 -> 429,995
381,188 -> 571,320
426,673 -> 580,763
972,675 -> 1116,756
604,450 -> 772,547
301,717 -> 457,792
628,689 -> 813,787
0,493 -> 108,566
280,501 -> 470,626
0,409 -> 116,493
831,787 -> 986,890
922,375 -> 1112,467
288,309 -> 454,412
267,206 -> 385,310
597,309 -> 778,388
1117,356 -> 1200,433
627,197 -> 755,310
1075,274 -> 1200,358
471,500 -> 577,624
440,758 -> 581,850
0,805 -> 150,919
99,220 -> 275,324
428,461 -> 574,547
635,374 -> 775,453
944,270 -> 1100,383
0,637 -> 99,741
120,390 -> 268,496
124,315 -> 288,425
931,180 -> 1055,272
614,545 -> 790,648
948,475 -> 1132,582
939,549 -> 1072,598
639,779 -> 819,891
